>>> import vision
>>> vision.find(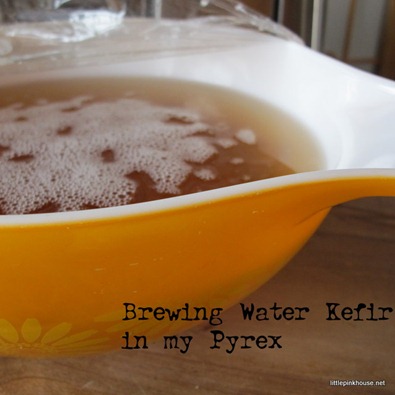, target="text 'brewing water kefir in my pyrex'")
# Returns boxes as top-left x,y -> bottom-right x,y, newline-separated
0,78 -> 294,215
